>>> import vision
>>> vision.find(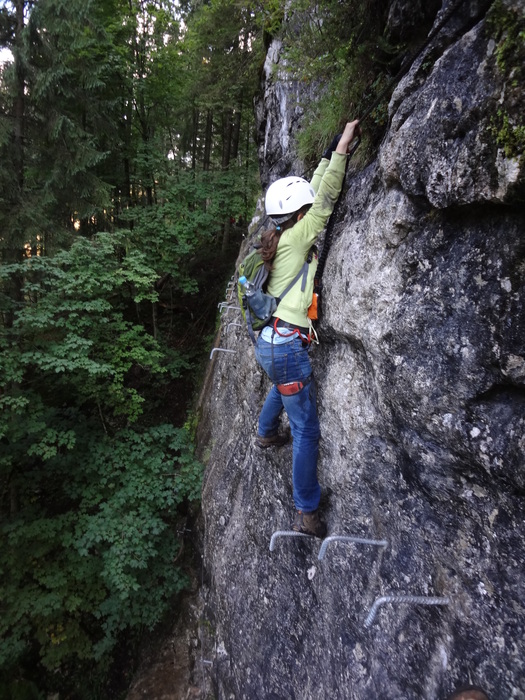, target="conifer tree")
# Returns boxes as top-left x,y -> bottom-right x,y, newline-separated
0,0 -> 262,694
